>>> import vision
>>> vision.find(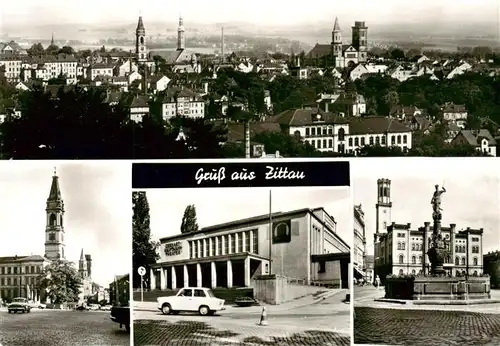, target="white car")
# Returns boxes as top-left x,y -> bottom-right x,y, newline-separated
157,287 -> 225,316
